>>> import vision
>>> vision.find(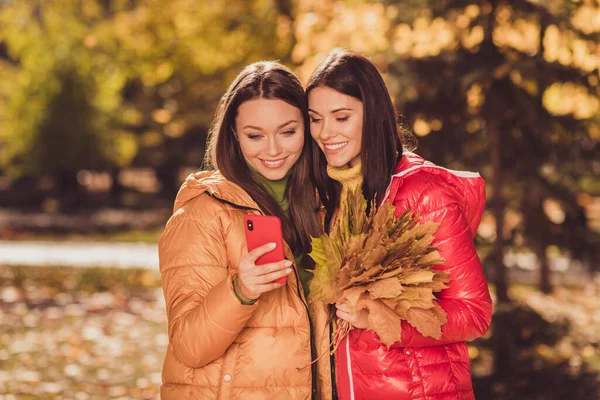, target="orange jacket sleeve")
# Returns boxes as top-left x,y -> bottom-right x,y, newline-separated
159,212 -> 257,368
